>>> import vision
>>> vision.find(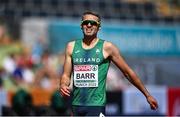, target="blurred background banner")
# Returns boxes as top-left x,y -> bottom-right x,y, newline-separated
21,18 -> 180,56
101,24 -> 180,56
46,20 -> 180,56
48,20 -> 82,53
